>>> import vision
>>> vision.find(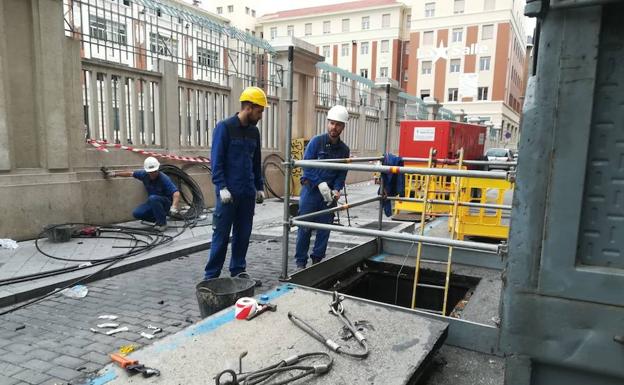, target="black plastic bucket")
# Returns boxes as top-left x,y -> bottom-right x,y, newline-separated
196,277 -> 255,318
